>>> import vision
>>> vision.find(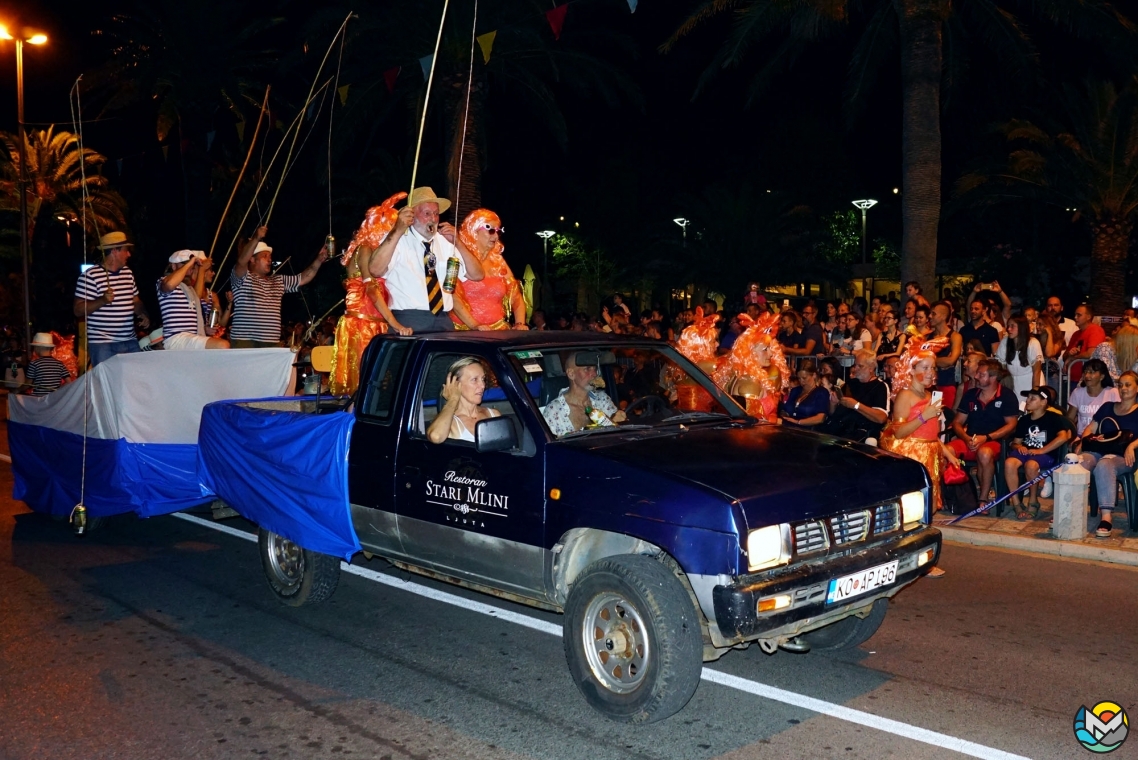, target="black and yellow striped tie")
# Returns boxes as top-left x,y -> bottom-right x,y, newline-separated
423,241 -> 443,314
